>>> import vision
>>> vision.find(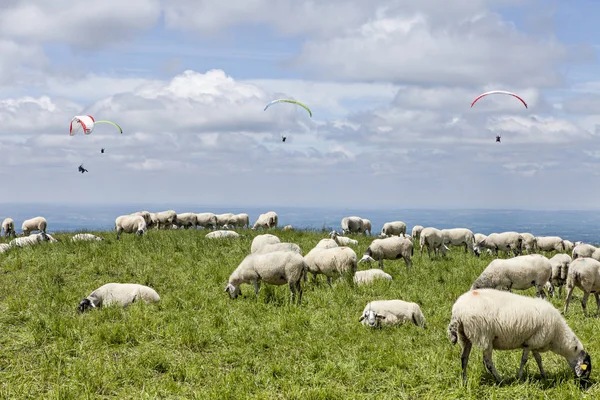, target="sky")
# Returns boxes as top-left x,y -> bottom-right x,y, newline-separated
1,0 -> 600,210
